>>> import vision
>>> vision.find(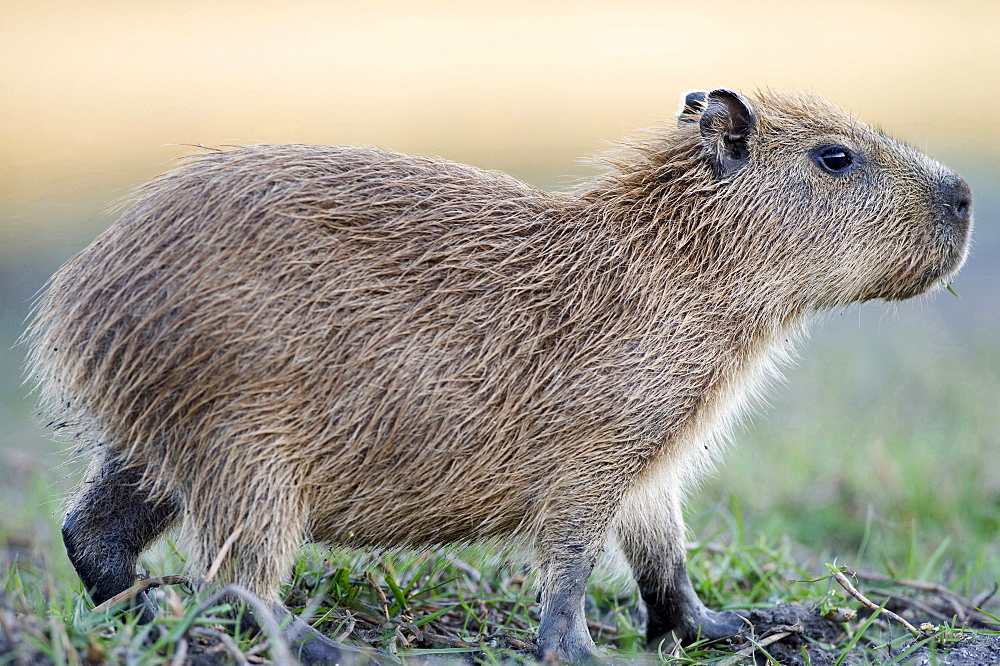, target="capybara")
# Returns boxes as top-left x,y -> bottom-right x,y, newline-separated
26,88 -> 972,662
